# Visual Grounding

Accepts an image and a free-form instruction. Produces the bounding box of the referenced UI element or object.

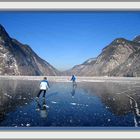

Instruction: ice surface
[0,80,139,127]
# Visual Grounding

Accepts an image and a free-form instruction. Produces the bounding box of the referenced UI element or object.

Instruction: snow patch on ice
[108,119,111,122]
[70,102,89,107]
[4,93,12,99]
[26,123,30,127]
[51,101,58,104]
[71,103,77,106]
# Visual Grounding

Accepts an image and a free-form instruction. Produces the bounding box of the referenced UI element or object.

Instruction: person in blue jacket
[36,77,50,99]
[71,75,77,86]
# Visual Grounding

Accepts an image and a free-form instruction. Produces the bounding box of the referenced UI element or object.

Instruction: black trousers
[37,90,46,97]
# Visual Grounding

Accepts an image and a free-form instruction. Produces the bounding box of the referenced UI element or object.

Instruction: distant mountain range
[67,37,140,77]
[0,24,59,76]
[0,24,140,77]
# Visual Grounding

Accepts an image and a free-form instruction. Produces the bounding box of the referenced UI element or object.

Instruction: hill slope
[68,37,140,77]
[0,24,59,76]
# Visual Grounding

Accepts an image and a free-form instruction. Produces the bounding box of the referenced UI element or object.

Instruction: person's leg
[37,90,42,97]
[43,90,46,98]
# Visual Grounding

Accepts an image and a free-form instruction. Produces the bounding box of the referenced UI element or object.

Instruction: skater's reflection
[71,83,77,98]
[36,98,48,118]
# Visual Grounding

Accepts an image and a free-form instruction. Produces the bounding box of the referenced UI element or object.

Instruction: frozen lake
[0,79,140,128]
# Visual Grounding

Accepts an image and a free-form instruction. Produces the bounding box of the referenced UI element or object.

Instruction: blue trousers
[37,90,46,97]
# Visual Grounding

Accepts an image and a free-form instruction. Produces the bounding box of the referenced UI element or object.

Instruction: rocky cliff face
[65,58,96,76]
[69,37,140,77]
[1,24,140,77]
[0,24,59,76]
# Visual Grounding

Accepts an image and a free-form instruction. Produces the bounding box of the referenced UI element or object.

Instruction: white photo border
[0,2,140,139]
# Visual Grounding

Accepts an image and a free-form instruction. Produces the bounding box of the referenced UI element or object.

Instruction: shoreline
[0,76,140,83]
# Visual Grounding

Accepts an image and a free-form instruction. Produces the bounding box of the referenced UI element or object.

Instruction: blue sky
[0,11,140,70]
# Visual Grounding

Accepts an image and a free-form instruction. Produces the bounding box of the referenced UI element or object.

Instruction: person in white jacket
[36,77,50,98]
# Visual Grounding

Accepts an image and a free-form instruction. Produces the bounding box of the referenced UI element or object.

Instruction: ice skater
[36,77,50,99]
[71,75,77,87]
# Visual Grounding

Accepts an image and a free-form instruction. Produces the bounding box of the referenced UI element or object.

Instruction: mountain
[0,24,59,76]
[133,35,140,43]
[68,37,140,77]
[2,23,140,77]
[65,58,96,76]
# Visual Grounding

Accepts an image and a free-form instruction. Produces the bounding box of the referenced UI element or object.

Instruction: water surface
[0,80,140,127]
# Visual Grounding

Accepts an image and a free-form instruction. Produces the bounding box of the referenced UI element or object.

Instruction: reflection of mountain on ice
[81,82,140,127]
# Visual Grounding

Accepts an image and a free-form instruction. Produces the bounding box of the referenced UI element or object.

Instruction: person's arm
[46,81,50,88]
